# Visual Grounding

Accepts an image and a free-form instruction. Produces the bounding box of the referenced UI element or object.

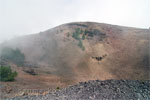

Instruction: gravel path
[6,80,150,100]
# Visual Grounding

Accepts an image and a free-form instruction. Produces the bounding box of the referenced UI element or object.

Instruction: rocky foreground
[6,80,150,100]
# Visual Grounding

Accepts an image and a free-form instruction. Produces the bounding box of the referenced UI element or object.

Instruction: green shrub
[72,28,83,40]
[56,87,60,90]
[72,32,80,40]
[72,32,79,40]
[84,30,88,35]
[84,29,99,37]
[75,28,82,34]
[0,66,18,81]
[78,40,85,51]
[82,34,85,40]
[0,47,25,66]
[72,28,85,50]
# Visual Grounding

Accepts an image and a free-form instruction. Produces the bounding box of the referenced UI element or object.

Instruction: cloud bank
[0,0,149,42]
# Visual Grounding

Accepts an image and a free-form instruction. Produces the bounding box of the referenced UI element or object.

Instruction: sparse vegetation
[0,47,25,66]
[0,66,17,81]
[23,69,37,75]
[72,28,81,40]
[56,87,60,90]
[82,34,85,40]
[84,30,88,35]
[84,29,95,37]
[72,28,85,50]
[78,40,85,51]
[84,29,105,37]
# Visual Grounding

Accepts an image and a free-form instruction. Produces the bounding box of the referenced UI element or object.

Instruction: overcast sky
[0,0,150,43]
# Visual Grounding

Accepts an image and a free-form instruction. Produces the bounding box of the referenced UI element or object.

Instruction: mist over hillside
[0,22,149,81]
[0,22,150,99]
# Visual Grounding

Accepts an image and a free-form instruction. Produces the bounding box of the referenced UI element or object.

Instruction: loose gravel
[6,80,150,100]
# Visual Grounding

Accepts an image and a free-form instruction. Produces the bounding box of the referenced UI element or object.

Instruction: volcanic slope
[0,22,150,83]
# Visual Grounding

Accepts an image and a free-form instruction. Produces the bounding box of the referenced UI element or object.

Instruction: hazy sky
[0,0,150,43]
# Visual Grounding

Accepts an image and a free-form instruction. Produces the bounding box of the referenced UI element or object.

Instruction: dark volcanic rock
[6,80,150,100]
